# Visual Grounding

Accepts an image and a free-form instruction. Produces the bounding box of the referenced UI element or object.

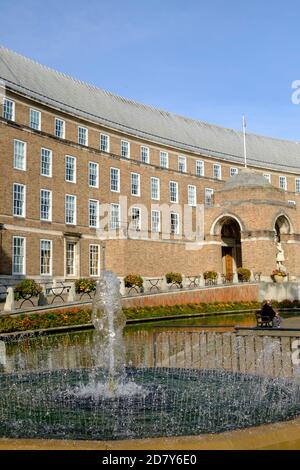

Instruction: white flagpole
[242,115,247,168]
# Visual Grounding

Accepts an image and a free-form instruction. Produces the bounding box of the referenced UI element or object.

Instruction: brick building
[0,46,299,284]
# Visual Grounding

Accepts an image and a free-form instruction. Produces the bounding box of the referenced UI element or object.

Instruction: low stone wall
[258,282,300,302]
[122,283,259,309]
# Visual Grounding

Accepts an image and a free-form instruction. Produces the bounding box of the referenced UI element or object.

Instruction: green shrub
[14,279,42,301]
[237,268,251,282]
[124,274,144,288]
[165,272,183,286]
[75,278,97,294]
[203,271,218,280]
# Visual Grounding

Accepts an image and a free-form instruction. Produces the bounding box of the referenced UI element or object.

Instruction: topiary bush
[165,272,183,286]
[124,274,144,289]
[237,268,251,282]
[203,271,218,280]
[75,278,97,294]
[14,279,42,301]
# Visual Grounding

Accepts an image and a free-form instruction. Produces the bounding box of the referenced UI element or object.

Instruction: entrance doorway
[222,246,234,278]
[220,218,242,279]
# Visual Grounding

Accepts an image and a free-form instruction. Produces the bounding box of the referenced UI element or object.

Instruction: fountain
[0,271,300,442]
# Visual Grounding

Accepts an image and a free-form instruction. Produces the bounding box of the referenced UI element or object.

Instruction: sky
[1,0,300,141]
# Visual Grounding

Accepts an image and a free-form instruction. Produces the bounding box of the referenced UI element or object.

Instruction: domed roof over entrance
[220,168,273,191]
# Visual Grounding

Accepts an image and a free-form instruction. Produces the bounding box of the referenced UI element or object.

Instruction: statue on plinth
[275,236,288,274]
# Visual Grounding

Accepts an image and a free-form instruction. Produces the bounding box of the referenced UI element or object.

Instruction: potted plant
[124,274,144,292]
[75,278,97,294]
[271,269,288,283]
[237,268,251,282]
[165,272,183,288]
[14,279,42,301]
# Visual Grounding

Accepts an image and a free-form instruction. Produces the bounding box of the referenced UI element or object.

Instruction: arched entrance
[220,218,242,279]
[274,214,291,242]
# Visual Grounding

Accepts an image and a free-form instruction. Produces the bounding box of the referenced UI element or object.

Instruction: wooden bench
[255,311,273,328]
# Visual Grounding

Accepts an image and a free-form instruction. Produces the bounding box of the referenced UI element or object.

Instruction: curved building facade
[0,46,299,283]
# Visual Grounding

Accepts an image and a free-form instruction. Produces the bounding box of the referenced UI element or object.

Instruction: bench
[255,311,273,328]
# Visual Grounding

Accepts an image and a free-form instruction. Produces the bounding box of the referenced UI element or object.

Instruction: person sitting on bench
[261,300,282,328]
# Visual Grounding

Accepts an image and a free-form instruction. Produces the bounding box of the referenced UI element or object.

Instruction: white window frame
[188,185,196,206]
[29,108,41,131]
[89,244,100,277]
[88,162,99,188]
[121,140,130,158]
[13,140,26,171]
[40,189,52,222]
[89,199,100,228]
[151,177,160,200]
[110,167,120,193]
[12,236,26,275]
[141,146,150,164]
[279,175,287,191]
[263,173,271,183]
[205,188,214,206]
[110,203,121,229]
[230,167,238,177]
[40,239,52,276]
[151,210,161,233]
[78,126,88,146]
[160,151,169,168]
[196,160,204,177]
[66,241,76,277]
[213,164,222,180]
[65,155,76,183]
[40,148,52,177]
[3,98,15,121]
[131,172,141,197]
[100,133,110,152]
[170,212,180,235]
[55,118,65,139]
[169,181,179,203]
[178,156,187,173]
[65,194,77,225]
[131,207,141,231]
[295,178,300,193]
[13,183,26,217]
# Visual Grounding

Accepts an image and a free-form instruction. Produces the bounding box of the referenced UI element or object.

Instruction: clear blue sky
[1,0,300,141]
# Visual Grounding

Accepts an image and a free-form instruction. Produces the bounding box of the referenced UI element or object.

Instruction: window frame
[29,108,41,131]
[65,194,77,225]
[121,140,130,158]
[89,199,100,228]
[131,172,141,197]
[89,244,100,277]
[110,167,120,193]
[13,183,26,218]
[196,160,204,177]
[151,177,160,200]
[141,146,150,164]
[55,118,65,139]
[3,98,15,121]
[13,139,27,171]
[12,236,26,275]
[40,239,52,276]
[160,151,169,168]
[88,161,99,188]
[151,209,161,233]
[40,189,52,222]
[100,133,110,152]
[169,181,179,203]
[188,184,197,206]
[78,126,88,146]
[65,155,77,183]
[178,156,187,173]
